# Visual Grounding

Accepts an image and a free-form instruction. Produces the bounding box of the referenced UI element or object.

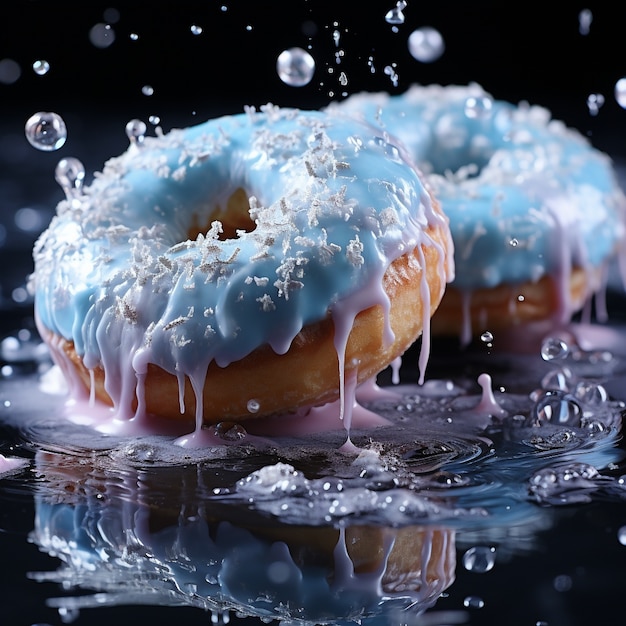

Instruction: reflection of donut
[32,450,456,623]
[31,105,453,430]
[329,84,626,343]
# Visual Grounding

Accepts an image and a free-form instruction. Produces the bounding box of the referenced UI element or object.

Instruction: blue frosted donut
[31,104,453,431]
[329,84,626,342]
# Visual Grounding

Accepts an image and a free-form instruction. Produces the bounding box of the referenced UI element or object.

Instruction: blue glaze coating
[329,84,626,290]
[31,105,447,403]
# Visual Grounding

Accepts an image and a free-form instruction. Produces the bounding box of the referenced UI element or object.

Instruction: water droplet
[55,157,85,199]
[464,95,493,119]
[618,525,626,546]
[579,9,593,35]
[615,78,626,109]
[125,119,147,145]
[142,85,154,96]
[540,367,574,392]
[383,64,398,87]
[214,421,247,441]
[32,59,50,75]
[540,336,569,361]
[533,391,582,427]
[247,399,260,413]
[385,1,407,25]
[89,23,115,49]
[276,47,315,87]
[463,595,485,608]
[480,331,494,343]
[408,27,445,63]
[190,24,203,35]
[509,237,519,247]
[130,32,139,41]
[25,111,67,151]
[573,381,608,406]
[587,93,605,116]
[462,546,496,573]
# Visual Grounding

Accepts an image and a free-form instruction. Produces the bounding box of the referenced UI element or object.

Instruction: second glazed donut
[329,84,626,343]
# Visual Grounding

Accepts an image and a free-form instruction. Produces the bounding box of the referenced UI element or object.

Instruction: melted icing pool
[1,323,626,625]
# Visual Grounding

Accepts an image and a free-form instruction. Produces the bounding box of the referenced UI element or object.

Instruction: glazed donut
[31,104,453,430]
[328,84,626,343]
[33,450,457,622]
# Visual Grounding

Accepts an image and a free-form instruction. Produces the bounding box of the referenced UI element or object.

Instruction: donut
[32,450,457,622]
[30,104,453,430]
[327,83,626,344]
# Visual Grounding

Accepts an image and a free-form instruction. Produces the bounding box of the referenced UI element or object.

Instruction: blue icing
[32,105,442,384]
[329,83,626,291]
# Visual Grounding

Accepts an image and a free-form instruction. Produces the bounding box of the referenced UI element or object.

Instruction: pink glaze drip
[475,373,506,418]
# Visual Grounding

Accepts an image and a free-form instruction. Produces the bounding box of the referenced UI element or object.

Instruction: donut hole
[187,187,256,241]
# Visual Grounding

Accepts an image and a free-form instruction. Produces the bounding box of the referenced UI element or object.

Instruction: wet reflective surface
[2,315,626,625]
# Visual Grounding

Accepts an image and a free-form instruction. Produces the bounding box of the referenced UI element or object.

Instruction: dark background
[1,1,626,320]
[1,2,626,626]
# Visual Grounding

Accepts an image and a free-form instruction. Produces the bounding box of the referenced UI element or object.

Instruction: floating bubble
[385,1,407,25]
[462,546,496,573]
[190,24,203,35]
[276,47,315,87]
[25,112,67,151]
[32,60,50,76]
[0,58,21,84]
[89,23,115,49]
[408,27,444,63]
[125,119,147,145]
[55,157,85,198]
[614,78,626,109]
[480,331,494,343]
[14,207,45,232]
[141,85,154,96]
[618,525,626,546]
[464,95,493,119]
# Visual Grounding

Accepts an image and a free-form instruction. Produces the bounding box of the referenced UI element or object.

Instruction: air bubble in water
[25,112,67,151]
[540,336,569,361]
[615,78,626,109]
[618,525,626,546]
[125,119,147,145]
[55,157,85,199]
[464,96,493,119]
[190,24,203,35]
[462,546,496,573]
[276,47,315,87]
[408,27,444,63]
[385,1,407,25]
[142,85,154,96]
[32,59,50,75]
[463,596,485,608]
